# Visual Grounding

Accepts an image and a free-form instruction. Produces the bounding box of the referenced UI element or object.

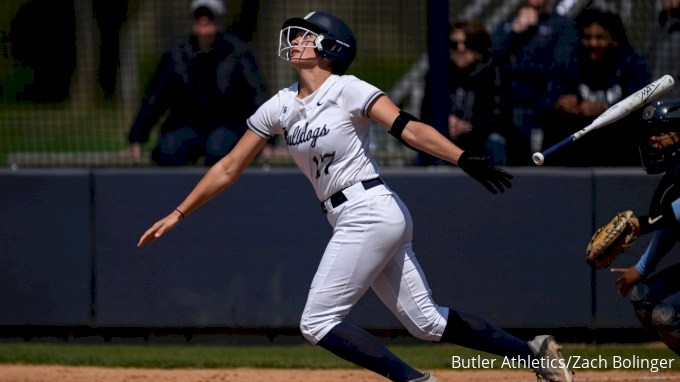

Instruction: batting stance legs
[300,184,448,345]
[630,264,680,355]
[300,185,538,381]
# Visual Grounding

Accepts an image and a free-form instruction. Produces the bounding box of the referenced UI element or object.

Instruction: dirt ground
[1,365,679,382]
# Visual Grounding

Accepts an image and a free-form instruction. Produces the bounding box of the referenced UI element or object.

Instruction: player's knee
[651,303,680,352]
[402,311,448,341]
[299,314,335,345]
[630,283,656,331]
[405,327,432,341]
[652,303,678,329]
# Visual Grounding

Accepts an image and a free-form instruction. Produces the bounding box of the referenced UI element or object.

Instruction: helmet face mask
[638,99,680,174]
[278,12,357,75]
[278,27,322,61]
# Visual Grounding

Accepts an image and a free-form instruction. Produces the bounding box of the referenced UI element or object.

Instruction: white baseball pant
[300,182,449,344]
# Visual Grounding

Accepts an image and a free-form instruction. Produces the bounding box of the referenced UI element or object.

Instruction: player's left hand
[137,211,183,247]
[611,266,643,297]
[457,151,513,194]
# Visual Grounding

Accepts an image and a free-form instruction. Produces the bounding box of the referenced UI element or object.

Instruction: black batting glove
[457,151,513,194]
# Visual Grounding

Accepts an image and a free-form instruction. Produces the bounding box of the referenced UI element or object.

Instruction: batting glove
[457,152,513,194]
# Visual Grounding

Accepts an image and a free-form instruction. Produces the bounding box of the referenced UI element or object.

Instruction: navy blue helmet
[278,12,357,75]
[638,98,680,174]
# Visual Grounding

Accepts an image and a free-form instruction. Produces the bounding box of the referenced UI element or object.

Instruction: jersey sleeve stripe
[247,118,275,138]
[361,90,385,117]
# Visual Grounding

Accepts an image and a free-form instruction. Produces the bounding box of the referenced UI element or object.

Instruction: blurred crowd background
[0,0,677,168]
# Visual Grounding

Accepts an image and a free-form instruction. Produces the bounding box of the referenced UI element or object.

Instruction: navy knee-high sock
[318,322,424,382]
[440,309,533,358]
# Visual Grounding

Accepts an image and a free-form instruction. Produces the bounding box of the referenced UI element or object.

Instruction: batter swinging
[137,11,573,382]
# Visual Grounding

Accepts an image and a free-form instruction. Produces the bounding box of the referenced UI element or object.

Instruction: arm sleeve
[635,228,676,276]
[128,51,174,144]
[638,195,680,234]
[339,79,385,121]
[246,94,282,139]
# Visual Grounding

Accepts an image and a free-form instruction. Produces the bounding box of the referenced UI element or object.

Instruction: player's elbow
[213,155,244,187]
[400,122,424,149]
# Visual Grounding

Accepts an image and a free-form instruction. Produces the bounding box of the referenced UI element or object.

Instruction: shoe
[409,371,438,382]
[527,335,574,382]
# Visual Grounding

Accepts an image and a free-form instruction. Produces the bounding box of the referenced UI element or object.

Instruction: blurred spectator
[122,0,270,166]
[647,0,680,100]
[419,21,506,165]
[542,8,650,167]
[491,0,579,165]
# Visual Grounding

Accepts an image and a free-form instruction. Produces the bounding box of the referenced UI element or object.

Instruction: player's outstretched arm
[367,95,512,194]
[137,130,268,247]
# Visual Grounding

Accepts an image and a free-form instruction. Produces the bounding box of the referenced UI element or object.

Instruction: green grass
[0,342,679,370]
[0,104,159,166]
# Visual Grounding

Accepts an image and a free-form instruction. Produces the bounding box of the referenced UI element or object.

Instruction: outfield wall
[1,168,678,329]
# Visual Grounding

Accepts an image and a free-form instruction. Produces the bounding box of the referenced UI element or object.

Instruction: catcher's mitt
[586,211,639,269]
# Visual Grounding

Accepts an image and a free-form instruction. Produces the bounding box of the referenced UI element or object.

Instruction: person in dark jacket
[418,21,507,165]
[648,0,680,100]
[125,0,270,166]
[491,0,579,165]
[542,8,650,167]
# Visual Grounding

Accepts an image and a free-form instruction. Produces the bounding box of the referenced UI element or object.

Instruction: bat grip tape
[542,136,575,157]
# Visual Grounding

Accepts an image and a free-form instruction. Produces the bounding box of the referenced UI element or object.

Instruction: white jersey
[247,74,384,201]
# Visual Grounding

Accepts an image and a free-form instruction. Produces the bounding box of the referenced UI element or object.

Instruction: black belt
[321,178,384,214]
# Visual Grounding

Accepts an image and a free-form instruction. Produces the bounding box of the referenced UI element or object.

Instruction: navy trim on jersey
[361,91,384,117]
[247,118,275,138]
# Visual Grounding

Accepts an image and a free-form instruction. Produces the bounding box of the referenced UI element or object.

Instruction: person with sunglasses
[123,0,274,166]
[418,21,508,166]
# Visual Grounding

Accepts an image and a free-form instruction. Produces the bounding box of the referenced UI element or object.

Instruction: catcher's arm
[611,228,676,296]
[636,203,679,235]
[587,203,680,270]
[634,228,676,277]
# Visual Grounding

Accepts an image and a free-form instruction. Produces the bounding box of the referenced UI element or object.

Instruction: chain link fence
[0,0,669,168]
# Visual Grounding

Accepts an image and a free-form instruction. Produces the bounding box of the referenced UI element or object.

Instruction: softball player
[610,99,680,356]
[138,11,573,382]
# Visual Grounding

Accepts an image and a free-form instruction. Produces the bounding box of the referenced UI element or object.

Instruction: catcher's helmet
[638,98,680,174]
[278,12,356,75]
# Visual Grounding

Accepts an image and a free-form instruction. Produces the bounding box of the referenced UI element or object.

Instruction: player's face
[288,30,319,61]
[581,22,617,62]
[648,131,680,151]
[449,30,477,69]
